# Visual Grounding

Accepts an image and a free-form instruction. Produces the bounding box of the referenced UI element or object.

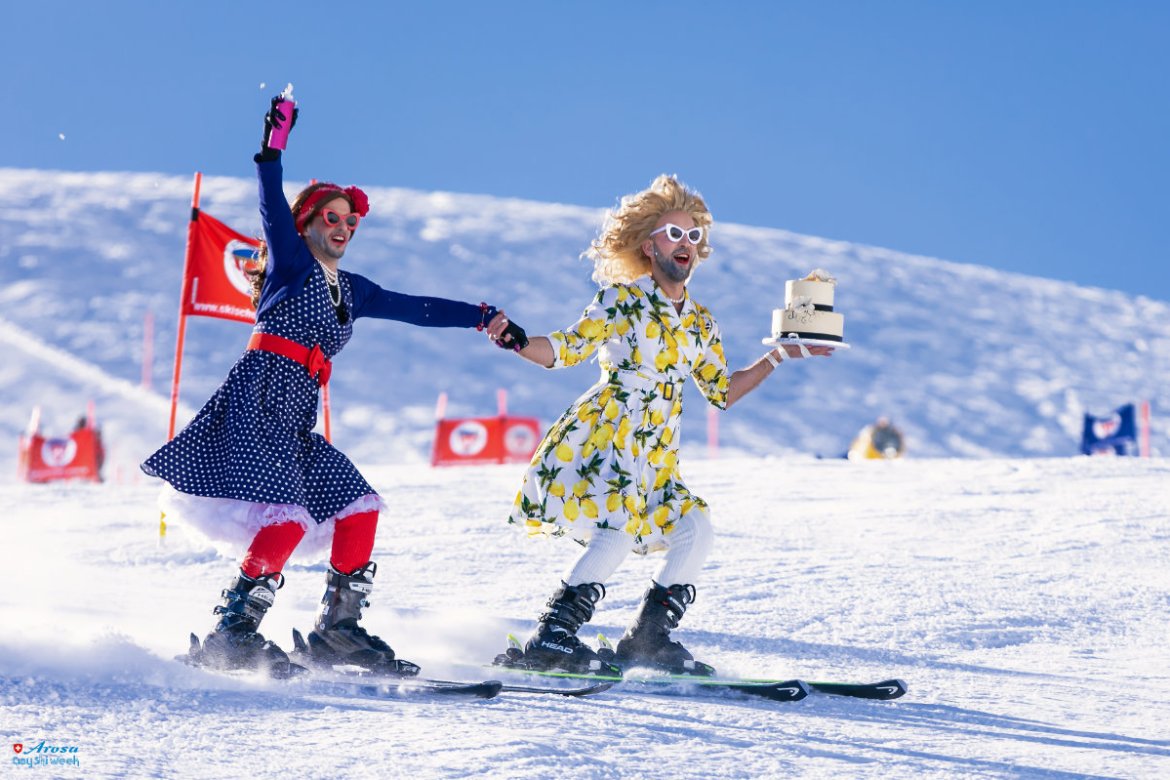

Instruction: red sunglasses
[321,208,360,229]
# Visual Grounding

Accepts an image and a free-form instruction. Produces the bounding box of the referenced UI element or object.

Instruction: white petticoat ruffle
[158,486,385,561]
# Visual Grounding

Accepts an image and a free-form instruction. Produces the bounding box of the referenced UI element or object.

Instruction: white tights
[563,507,714,588]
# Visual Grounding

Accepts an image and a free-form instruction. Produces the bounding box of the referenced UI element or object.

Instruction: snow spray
[267,83,296,151]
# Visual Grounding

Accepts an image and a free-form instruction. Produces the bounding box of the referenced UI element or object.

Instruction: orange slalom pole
[167,172,202,441]
[162,172,202,542]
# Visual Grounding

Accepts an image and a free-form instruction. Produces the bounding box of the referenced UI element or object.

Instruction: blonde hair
[585,174,713,286]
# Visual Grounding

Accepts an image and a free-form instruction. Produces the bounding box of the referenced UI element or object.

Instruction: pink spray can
[267,83,296,151]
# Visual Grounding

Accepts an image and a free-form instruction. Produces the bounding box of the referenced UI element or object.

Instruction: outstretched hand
[484,311,529,352]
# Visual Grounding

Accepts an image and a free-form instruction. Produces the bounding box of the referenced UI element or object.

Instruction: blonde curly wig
[585,174,713,286]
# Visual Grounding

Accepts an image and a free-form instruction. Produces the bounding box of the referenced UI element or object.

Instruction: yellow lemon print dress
[509,276,730,553]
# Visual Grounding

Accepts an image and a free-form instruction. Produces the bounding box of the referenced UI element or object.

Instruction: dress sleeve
[349,273,488,327]
[257,159,313,285]
[547,286,619,368]
[689,306,730,409]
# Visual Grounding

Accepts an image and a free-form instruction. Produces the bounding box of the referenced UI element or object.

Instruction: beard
[652,244,691,284]
[306,227,348,260]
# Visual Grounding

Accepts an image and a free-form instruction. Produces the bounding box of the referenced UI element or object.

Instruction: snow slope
[0,166,1166,481]
[3,457,1168,778]
[2,166,1168,777]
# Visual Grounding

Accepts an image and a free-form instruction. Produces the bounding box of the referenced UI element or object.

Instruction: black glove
[497,320,529,352]
[257,95,299,161]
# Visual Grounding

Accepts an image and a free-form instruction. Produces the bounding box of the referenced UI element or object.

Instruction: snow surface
[3,457,1169,778]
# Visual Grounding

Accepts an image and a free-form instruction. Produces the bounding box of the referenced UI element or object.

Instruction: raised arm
[254,96,312,292]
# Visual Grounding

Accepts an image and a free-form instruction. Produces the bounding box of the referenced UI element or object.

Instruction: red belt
[247,333,332,387]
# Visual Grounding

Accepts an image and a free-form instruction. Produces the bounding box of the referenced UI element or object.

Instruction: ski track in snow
[3,457,1169,778]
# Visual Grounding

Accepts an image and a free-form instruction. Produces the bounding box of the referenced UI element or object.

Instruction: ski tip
[291,628,308,652]
[724,678,809,701]
[807,678,909,700]
[777,679,811,701]
[596,632,614,651]
[880,679,909,698]
[505,633,523,651]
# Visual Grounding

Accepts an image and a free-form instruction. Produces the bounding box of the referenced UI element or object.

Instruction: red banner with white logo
[431,416,542,466]
[18,427,103,483]
[181,210,259,324]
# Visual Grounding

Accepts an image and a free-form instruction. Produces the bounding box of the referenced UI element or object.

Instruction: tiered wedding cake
[770,269,844,342]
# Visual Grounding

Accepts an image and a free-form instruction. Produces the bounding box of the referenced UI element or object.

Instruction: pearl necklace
[319,261,341,306]
[665,289,686,305]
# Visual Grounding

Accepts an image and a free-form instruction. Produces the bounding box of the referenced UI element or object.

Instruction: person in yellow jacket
[493,175,834,676]
[848,416,907,460]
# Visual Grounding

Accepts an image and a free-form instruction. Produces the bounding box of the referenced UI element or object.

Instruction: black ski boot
[304,562,420,677]
[613,582,714,675]
[495,582,621,676]
[196,570,298,677]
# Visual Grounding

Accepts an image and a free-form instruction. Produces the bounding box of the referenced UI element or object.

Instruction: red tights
[240,510,379,578]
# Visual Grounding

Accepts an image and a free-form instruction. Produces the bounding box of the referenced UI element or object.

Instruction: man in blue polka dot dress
[143,94,528,677]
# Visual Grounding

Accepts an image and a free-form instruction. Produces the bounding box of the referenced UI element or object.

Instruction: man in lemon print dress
[496,175,834,676]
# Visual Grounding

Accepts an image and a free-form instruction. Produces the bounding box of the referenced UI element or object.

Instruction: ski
[594,634,905,701]
[355,666,613,697]
[298,675,502,700]
[496,680,615,697]
[638,675,810,702]
[807,679,908,700]
[178,633,502,699]
[490,635,904,703]
[490,663,808,702]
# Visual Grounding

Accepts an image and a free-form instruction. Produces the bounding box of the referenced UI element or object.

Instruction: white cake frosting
[770,270,845,341]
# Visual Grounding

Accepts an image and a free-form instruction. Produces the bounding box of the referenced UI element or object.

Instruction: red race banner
[431,416,542,466]
[181,210,259,324]
[18,426,104,483]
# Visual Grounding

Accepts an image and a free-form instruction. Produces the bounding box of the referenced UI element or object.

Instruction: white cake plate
[762,335,851,350]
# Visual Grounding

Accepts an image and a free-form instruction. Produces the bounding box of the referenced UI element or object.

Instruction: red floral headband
[295,183,370,233]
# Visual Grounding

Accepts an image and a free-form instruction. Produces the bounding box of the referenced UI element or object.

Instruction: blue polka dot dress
[142,158,493,550]
[143,265,368,525]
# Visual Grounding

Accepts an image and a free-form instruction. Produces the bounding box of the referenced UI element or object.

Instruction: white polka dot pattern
[142,266,375,525]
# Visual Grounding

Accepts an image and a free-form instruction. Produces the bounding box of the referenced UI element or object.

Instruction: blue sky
[4,1,1167,301]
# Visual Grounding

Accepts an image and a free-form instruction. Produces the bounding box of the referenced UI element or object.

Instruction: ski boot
[190,569,300,678]
[610,582,714,676]
[300,562,420,677]
[494,582,621,677]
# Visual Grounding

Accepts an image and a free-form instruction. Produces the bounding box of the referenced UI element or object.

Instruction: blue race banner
[1081,403,1138,456]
